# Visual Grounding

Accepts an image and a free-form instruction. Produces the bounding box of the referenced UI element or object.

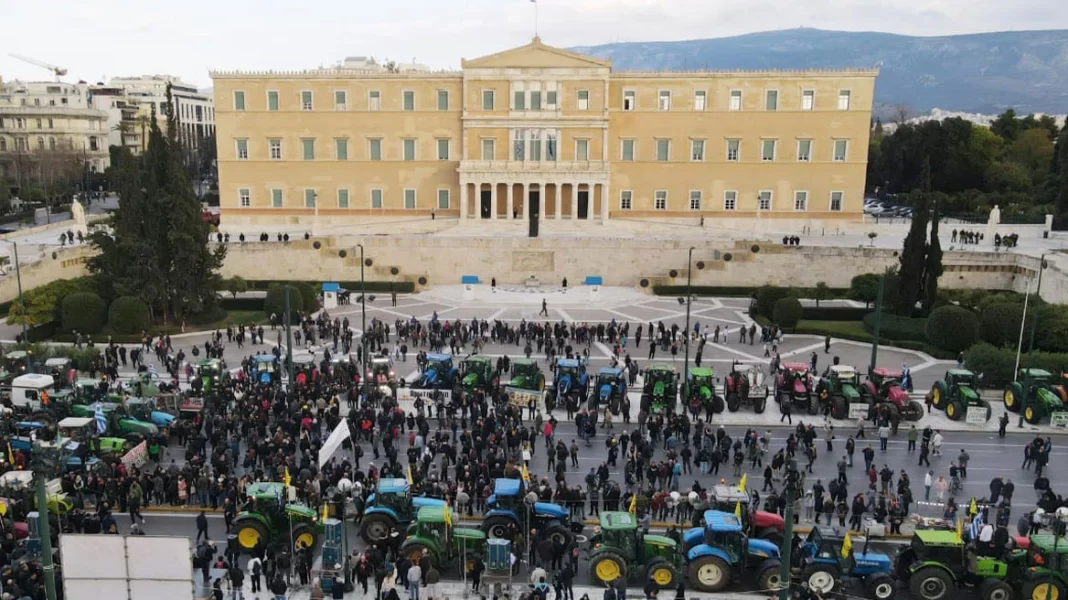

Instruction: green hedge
[241,280,415,294]
[801,306,872,321]
[926,305,980,353]
[773,297,804,328]
[863,313,928,342]
[60,292,106,334]
[219,297,265,311]
[652,284,850,299]
[108,296,151,334]
[979,303,1025,349]
[964,343,1068,388]
[265,285,304,319]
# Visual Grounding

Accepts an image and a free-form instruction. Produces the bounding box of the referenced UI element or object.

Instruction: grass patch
[51,309,268,343]
[794,320,873,342]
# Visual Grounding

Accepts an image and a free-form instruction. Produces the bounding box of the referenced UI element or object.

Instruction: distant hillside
[572,28,1068,115]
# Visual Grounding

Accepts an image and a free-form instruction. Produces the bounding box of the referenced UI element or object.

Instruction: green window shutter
[437,189,449,209]
[271,189,283,207]
[267,91,278,111]
[336,139,348,160]
[234,91,245,111]
[338,189,349,208]
[302,139,314,160]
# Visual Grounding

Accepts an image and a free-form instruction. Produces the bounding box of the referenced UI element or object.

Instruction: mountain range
[571,28,1068,116]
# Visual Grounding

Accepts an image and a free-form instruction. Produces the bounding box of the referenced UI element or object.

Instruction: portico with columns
[458,170,610,222]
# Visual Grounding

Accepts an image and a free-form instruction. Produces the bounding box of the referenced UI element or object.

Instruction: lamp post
[284,287,294,396]
[6,241,29,345]
[357,244,368,401]
[867,272,886,374]
[31,442,60,600]
[778,459,801,600]
[680,246,696,410]
[1019,253,1048,427]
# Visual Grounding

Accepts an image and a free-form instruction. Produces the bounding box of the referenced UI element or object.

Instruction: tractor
[1014,533,1068,600]
[399,505,487,573]
[930,369,991,422]
[232,482,321,554]
[588,511,683,587]
[862,368,924,422]
[723,364,769,414]
[595,367,627,414]
[552,358,588,409]
[69,402,158,439]
[1004,369,1068,424]
[816,365,863,419]
[460,355,499,392]
[292,354,316,384]
[797,526,895,600]
[482,478,583,547]
[640,364,678,415]
[708,485,785,546]
[368,356,398,398]
[196,359,229,394]
[251,354,279,385]
[893,529,1023,600]
[683,509,783,592]
[507,359,545,393]
[687,368,724,415]
[359,478,446,543]
[775,363,813,410]
[413,353,457,390]
[1,351,33,385]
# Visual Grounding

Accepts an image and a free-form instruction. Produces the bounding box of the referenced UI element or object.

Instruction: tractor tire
[590,551,628,586]
[712,395,725,414]
[908,566,953,600]
[894,548,916,581]
[776,390,789,405]
[483,515,514,540]
[233,519,269,553]
[1022,576,1066,600]
[832,397,847,420]
[644,557,678,589]
[755,559,783,592]
[982,399,993,422]
[726,393,741,412]
[946,400,964,421]
[904,401,925,421]
[687,554,731,592]
[401,541,433,566]
[1025,404,1044,424]
[754,395,767,414]
[808,397,820,415]
[866,574,896,600]
[802,563,840,595]
[980,578,1013,600]
[931,382,948,409]
[545,522,574,549]
[360,513,397,544]
[1004,385,1023,413]
[292,523,318,550]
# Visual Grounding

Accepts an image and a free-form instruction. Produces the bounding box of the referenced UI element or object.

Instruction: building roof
[462,37,611,70]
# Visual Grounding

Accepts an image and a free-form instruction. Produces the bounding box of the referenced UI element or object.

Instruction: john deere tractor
[399,506,487,574]
[508,359,545,392]
[930,369,991,422]
[862,368,924,422]
[641,364,678,415]
[414,353,458,390]
[894,529,1023,600]
[460,355,499,392]
[687,368,725,415]
[69,402,158,438]
[588,511,683,587]
[360,478,447,543]
[197,359,229,394]
[232,482,322,554]
[1004,369,1068,424]
[595,367,627,414]
[683,510,783,593]
[816,365,862,419]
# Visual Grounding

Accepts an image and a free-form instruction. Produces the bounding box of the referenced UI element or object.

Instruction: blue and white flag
[94,403,107,434]
[969,509,984,541]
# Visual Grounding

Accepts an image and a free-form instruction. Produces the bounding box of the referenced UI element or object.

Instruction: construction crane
[8,53,68,81]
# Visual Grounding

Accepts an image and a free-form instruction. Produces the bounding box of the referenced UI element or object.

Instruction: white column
[571,182,578,220]
[490,182,497,220]
[554,182,562,220]
[506,182,514,220]
[521,182,528,220]
[460,181,468,219]
[602,180,610,222]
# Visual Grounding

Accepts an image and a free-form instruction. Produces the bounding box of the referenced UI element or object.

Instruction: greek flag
[969,510,984,541]
[148,363,158,376]
[94,403,107,434]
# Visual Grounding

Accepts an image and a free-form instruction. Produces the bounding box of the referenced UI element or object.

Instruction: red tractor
[775,362,817,414]
[860,367,924,421]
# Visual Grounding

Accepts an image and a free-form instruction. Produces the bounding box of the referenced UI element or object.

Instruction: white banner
[121,441,148,469]
[1050,412,1068,427]
[966,406,989,424]
[507,386,543,408]
[397,388,452,402]
[318,420,353,468]
[848,403,870,419]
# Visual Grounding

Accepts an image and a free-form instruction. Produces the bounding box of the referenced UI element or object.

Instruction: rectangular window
[269,139,282,160]
[656,139,670,161]
[729,90,742,111]
[482,90,495,111]
[794,191,808,211]
[530,130,542,161]
[726,139,740,162]
[546,130,557,161]
[271,189,283,208]
[437,89,449,111]
[403,90,415,111]
[437,189,450,209]
[301,90,313,111]
[655,191,667,211]
[761,139,776,162]
[575,139,589,161]
[338,188,350,208]
[797,139,812,162]
[437,139,450,161]
[621,139,635,161]
[305,189,317,208]
[834,139,848,161]
[234,91,245,111]
[694,90,707,111]
[369,139,382,161]
[546,91,557,109]
[369,90,381,111]
[724,191,737,211]
[689,191,702,211]
[658,90,671,111]
[830,191,843,212]
[623,90,635,111]
[513,129,525,160]
[235,139,248,160]
[514,89,526,111]
[530,91,542,111]
[404,189,416,209]
[577,90,589,111]
[802,89,815,111]
[620,190,632,210]
[371,188,383,209]
[403,139,416,161]
[481,138,495,160]
[691,140,705,161]
[336,138,348,160]
[765,90,778,111]
[48,118,53,129]
[335,90,347,110]
[838,90,851,110]
[239,188,250,207]
[758,191,772,211]
[302,138,314,160]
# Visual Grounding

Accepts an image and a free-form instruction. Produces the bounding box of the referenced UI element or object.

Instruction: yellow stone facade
[211,38,876,228]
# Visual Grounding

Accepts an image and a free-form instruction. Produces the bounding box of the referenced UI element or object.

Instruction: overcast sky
[1,0,1065,89]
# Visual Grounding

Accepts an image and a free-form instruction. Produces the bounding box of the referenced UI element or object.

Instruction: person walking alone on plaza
[540,299,548,317]
[924,470,933,501]
[958,449,970,478]
[196,510,209,543]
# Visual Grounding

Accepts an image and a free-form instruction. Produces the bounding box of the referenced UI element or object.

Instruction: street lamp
[2,241,30,345]
[355,244,369,401]
[1018,253,1048,427]
[679,246,696,409]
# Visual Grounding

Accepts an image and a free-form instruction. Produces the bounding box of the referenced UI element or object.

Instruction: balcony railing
[459,159,608,172]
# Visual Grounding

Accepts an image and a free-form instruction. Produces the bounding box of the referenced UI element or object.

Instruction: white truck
[1,373,57,412]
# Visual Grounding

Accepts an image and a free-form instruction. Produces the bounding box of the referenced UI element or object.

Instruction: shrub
[801,307,871,321]
[219,297,265,312]
[60,292,106,334]
[225,276,249,298]
[264,285,304,320]
[925,305,980,353]
[979,302,1026,349]
[292,281,320,313]
[849,272,900,309]
[756,286,795,319]
[108,296,151,334]
[863,313,928,342]
[772,297,804,329]
[1033,304,1068,354]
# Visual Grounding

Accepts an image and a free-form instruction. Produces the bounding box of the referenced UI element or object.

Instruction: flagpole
[533,0,538,37]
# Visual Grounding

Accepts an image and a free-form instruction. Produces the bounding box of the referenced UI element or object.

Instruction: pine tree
[923,193,944,314]
[897,159,932,315]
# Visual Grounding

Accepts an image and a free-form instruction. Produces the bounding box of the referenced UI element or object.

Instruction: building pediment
[462,37,611,70]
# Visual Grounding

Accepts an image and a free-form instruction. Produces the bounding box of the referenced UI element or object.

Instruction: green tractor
[460,355,499,392]
[232,482,322,554]
[1004,369,1068,424]
[399,505,487,573]
[507,359,545,392]
[588,511,683,588]
[69,402,158,438]
[687,368,725,415]
[641,364,678,415]
[930,369,991,422]
[816,365,863,419]
[1016,534,1068,600]
[1,351,33,384]
[197,359,229,394]
[894,529,1023,600]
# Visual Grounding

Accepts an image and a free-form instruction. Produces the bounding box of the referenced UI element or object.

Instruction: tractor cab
[945,369,979,397]
[197,359,228,393]
[1027,534,1068,571]
[642,364,678,414]
[43,358,73,388]
[403,505,486,566]
[460,355,497,391]
[830,365,860,388]
[684,509,779,563]
[801,526,857,571]
[291,354,316,383]
[252,354,278,384]
[369,357,395,385]
[709,485,784,544]
[869,368,903,394]
[509,359,545,392]
[3,351,33,381]
[688,368,716,396]
[124,398,176,429]
[414,353,456,389]
[234,481,321,552]
[553,358,588,399]
[589,511,681,585]
[780,362,811,387]
[596,367,626,402]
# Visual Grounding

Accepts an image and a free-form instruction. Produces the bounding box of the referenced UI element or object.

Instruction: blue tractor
[414,353,458,389]
[482,479,583,547]
[683,510,782,592]
[797,526,896,600]
[552,358,589,410]
[252,354,279,384]
[595,367,627,414]
[359,478,447,543]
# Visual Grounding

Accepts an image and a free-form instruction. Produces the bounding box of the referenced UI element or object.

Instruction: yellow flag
[444,505,453,527]
[738,473,748,493]
[841,531,853,559]
[407,464,414,485]
[322,503,329,523]
[628,493,637,514]
[283,467,291,489]
[956,517,963,543]
[970,498,978,516]
[734,501,742,519]
[521,464,531,484]
[6,443,12,464]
